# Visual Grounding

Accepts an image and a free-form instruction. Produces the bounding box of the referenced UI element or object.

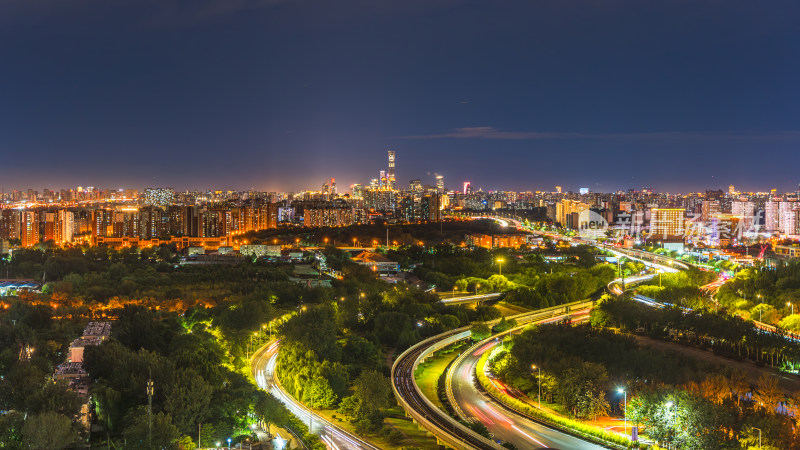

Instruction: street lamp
[475,283,480,295]
[497,257,505,276]
[789,302,795,316]
[617,388,627,438]
[452,286,458,298]
[753,427,762,449]
[531,365,541,408]
[227,437,231,449]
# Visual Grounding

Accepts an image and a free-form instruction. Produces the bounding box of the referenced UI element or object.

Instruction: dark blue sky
[2,0,799,193]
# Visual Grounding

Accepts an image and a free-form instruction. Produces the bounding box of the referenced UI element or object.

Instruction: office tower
[728,185,735,196]
[555,186,562,194]
[351,184,364,199]
[379,170,386,188]
[421,194,441,221]
[409,179,423,193]
[650,208,685,238]
[387,150,396,189]
[463,181,471,195]
[436,175,444,193]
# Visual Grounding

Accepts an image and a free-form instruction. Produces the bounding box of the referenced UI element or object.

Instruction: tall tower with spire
[387,150,396,190]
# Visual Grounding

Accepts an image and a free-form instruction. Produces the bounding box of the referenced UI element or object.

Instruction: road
[252,341,380,450]
[392,329,504,449]
[446,314,609,450]
[440,293,503,305]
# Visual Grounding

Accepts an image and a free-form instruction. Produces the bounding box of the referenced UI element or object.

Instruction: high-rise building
[701,200,719,222]
[779,202,799,234]
[421,194,441,221]
[463,181,471,195]
[0,210,21,240]
[555,186,562,194]
[57,210,74,244]
[20,210,40,247]
[409,179,423,193]
[351,184,364,199]
[765,201,781,232]
[387,150,396,189]
[731,201,755,224]
[556,200,590,228]
[650,208,685,238]
[435,175,444,193]
[728,185,735,196]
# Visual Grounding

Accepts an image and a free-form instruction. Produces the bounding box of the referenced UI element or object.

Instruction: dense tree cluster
[592,296,800,370]
[717,262,800,328]
[491,322,800,448]
[0,302,85,448]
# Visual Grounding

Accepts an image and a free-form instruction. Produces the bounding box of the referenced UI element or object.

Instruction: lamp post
[531,365,541,408]
[753,427,761,449]
[227,437,231,449]
[617,388,627,438]
[475,283,480,295]
[452,286,458,298]
[788,302,794,316]
[497,257,505,276]
[665,400,677,448]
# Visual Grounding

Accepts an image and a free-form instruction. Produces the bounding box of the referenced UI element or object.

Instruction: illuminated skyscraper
[436,175,444,193]
[387,150,396,189]
[728,184,735,195]
[463,181,471,195]
[650,208,685,238]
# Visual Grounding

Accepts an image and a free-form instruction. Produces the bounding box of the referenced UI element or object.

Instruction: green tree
[304,376,338,409]
[163,369,212,435]
[123,408,180,450]
[471,323,491,341]
[352,370,392,416]
[22,411,78,450]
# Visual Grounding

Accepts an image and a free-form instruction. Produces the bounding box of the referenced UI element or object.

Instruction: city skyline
[2,1,800,192]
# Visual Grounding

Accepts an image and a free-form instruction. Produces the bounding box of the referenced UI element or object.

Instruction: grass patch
[413,342,468,411]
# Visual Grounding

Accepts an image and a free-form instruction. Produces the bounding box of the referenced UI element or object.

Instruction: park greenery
[629,268,717,309]
[7,218,757,449]
[593,295,800,371]
[716,261,800,330]
[0,220,541,449]
[489,319,800,449]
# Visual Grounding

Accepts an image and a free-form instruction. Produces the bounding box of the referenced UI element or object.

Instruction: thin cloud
[398,127,800,141]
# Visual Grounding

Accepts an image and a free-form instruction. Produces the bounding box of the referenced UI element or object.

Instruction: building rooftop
[54,362,87,378]
[83,321,112,338]
[70,336,103,349]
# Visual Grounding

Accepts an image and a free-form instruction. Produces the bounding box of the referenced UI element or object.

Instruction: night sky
[2,0,799,193]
